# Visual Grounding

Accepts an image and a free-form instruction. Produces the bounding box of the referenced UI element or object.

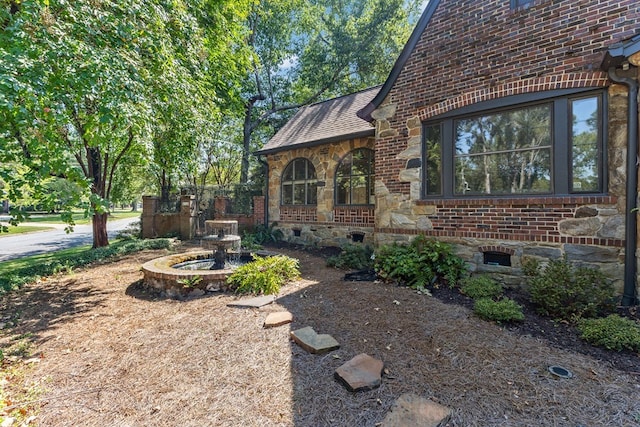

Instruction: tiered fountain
[141,220,251,299]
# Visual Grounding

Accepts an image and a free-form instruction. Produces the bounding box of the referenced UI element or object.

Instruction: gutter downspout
[257,155,269,226]
[608,67,639,306]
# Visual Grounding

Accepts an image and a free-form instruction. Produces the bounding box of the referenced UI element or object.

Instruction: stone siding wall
[372,0,639,292]
[265,137,375,246]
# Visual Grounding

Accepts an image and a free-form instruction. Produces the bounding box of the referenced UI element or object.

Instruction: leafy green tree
[0,0,251,247]
[239,0,421,183]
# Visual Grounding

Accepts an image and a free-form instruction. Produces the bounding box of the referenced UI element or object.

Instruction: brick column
[214,196,229,218]
[179,195,197,241]
[253,195,265,225]
[142,196,159,238]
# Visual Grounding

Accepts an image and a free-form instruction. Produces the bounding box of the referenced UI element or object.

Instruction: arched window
[281,158,317,205]
[335,148,375,205]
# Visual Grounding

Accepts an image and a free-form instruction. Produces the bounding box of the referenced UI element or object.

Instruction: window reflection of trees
[454,105,551,195]
[281,158,317,205]
[335,148,374,205]
[571,97,599,192]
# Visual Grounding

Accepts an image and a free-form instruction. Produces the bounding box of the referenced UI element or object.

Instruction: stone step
[381,393,451,427]
[334,353,384,392]
[263,311,293,328]
[290,326,340,354]
[227,295,276,308]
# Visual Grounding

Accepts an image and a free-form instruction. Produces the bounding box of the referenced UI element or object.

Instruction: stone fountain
[141,220,255,298]
[201,224,241,270]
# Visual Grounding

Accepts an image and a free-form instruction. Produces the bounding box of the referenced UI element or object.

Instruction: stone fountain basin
[141,250,277,299]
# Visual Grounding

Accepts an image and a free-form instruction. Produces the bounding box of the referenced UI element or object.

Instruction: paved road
[0,217,140,262]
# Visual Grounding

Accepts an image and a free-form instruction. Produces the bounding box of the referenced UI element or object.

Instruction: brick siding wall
[377,0,639,195]
[379,195,622,247]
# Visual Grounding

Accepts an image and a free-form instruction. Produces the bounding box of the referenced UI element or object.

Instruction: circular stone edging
[141,250,279,299]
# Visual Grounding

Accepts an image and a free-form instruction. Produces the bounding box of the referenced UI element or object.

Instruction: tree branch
[248,66,346,133]
[106,127,135,200]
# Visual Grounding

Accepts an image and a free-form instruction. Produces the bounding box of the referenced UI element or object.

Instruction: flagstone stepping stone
[227,295,276,308]
[263,311,293,328]
[334,353,384,392]
[381,393,451,427]
[290,326,340,354]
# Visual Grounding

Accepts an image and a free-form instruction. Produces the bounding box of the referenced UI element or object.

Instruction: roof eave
[601,33,640,70]
[255,129,375,156]
[356,0,442,122]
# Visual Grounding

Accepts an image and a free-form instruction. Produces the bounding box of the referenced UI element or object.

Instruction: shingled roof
[256,86,379,155]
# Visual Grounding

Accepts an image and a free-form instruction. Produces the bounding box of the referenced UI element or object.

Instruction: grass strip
[0,238,173,294]
[0,225,55,235]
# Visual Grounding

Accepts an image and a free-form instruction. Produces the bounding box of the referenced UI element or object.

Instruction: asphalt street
[0,216,140,262]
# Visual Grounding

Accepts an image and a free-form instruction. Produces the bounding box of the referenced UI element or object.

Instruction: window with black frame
[422,91,604,198]
[281,158,317,205]
[335,148,375,205]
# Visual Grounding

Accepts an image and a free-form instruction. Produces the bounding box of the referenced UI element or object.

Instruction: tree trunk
[241,108,253,184]
[92,211,109,248]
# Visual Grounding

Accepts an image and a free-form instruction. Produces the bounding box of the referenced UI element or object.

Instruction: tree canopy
[0,0,251,246]
[1,0,421,245]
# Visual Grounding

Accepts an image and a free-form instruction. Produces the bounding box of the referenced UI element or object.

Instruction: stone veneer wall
[370,0,639,294]
[265,137,375,247]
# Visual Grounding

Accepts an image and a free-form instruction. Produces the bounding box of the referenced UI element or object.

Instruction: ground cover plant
[578,314,640,352]
[0,244,639,426]
[459,275,503,300]
[473,297,525,323]
[458,275,524,323]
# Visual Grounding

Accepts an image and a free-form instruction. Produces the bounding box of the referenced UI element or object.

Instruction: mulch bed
[1,243,639,426]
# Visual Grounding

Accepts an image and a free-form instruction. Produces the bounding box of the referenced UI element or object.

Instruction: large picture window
[335,148,375,205]
[281,158,317,205]
[422,91,605,198]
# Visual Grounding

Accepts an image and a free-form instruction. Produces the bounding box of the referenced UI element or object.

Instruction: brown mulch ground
[1,243,639,426]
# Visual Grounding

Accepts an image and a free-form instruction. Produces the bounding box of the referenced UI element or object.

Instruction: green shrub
[527,258,615,320]
[474,298,524,323]
[114,219,142,240]
[375,242,432,288]
[521,257,540,277]
[460,275,503,300]
[374,236,466,289]
[326,244,374,270]
[227,255,300,295]
[240,233,263,251]
[578,315,640,352]
[246,224,284,245]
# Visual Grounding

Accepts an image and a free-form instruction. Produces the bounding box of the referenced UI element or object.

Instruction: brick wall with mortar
[372,0,640,292]
[265,137,375,246]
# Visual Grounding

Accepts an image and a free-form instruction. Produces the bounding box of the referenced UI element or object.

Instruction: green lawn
[1,209,141,236]
[16,209,141,225]
[0,245,90,277]
[0,224,55,235]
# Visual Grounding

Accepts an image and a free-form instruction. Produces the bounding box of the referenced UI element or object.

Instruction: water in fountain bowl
[171,253,249,271]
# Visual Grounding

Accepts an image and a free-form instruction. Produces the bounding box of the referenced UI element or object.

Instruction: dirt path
[1,247,639,426]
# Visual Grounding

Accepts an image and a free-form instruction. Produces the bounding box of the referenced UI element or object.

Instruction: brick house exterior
[259,0,640,302]
[257,87,378,247]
